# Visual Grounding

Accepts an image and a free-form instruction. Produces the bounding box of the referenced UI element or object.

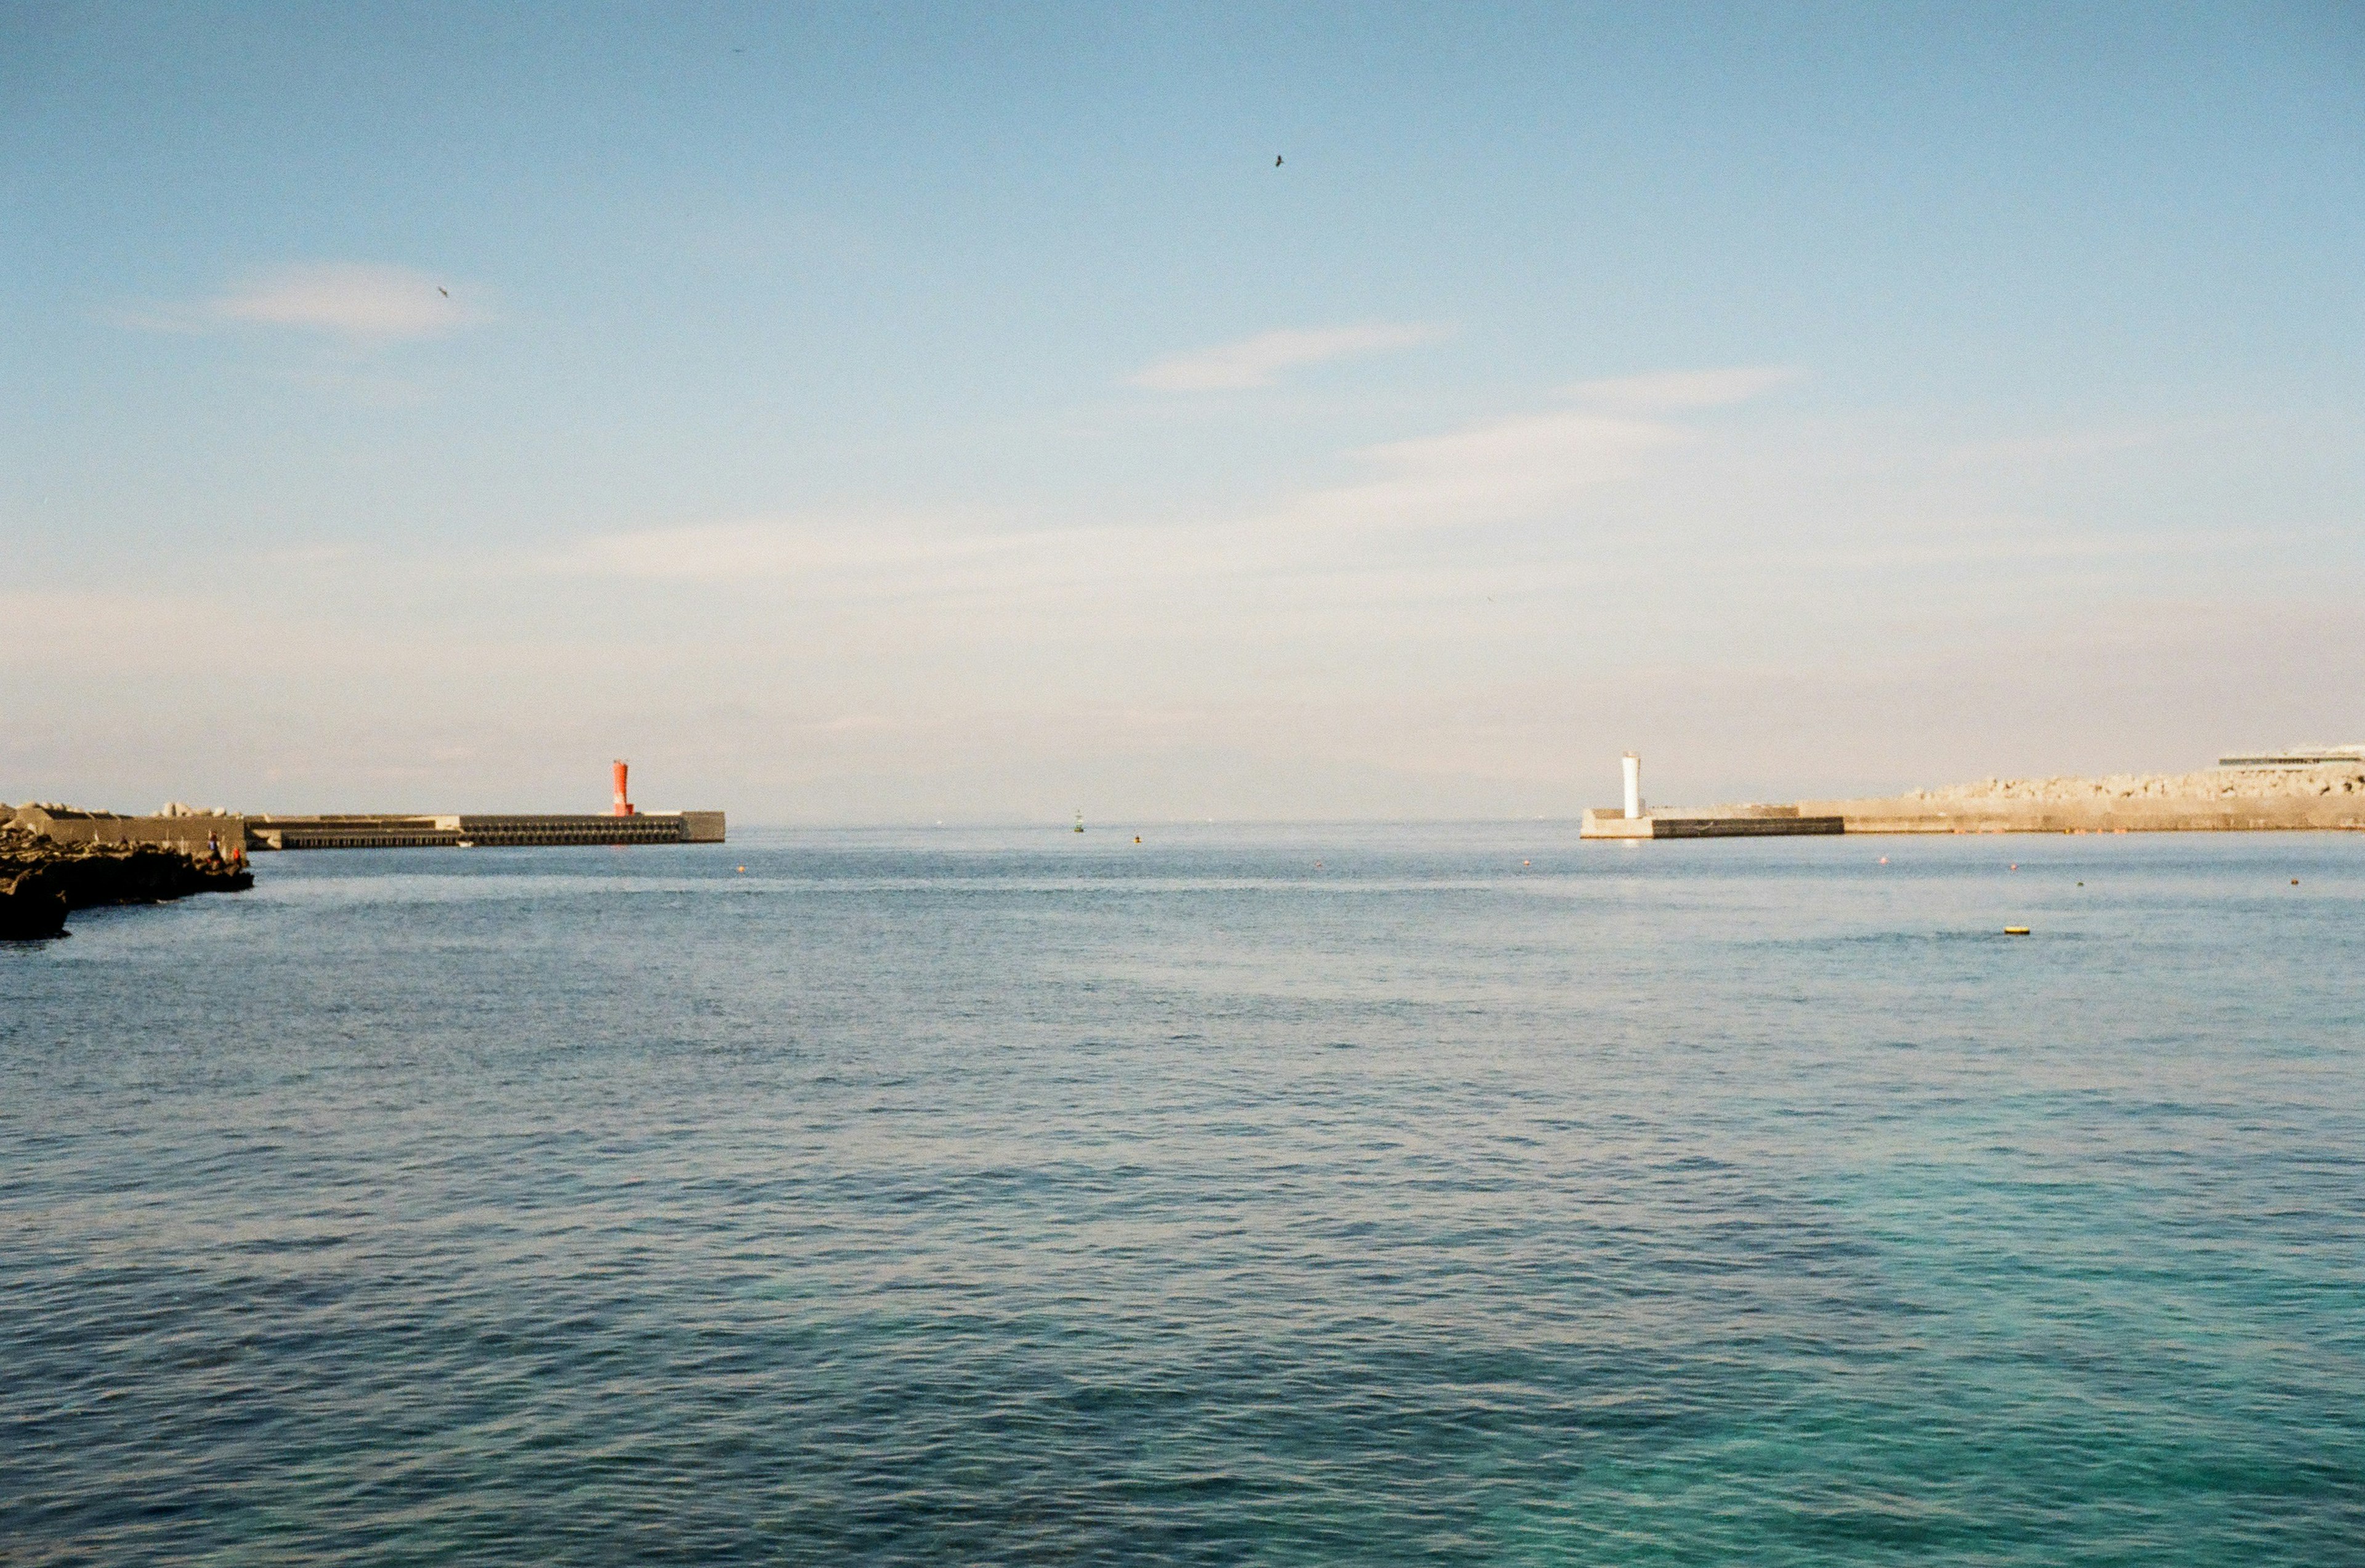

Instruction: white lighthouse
[1622,752,1644,820]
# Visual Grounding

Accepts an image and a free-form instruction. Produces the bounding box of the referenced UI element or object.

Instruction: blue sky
[4,2,2360,819]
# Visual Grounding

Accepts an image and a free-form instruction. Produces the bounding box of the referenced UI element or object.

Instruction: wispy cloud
[546,518,1034,584]
[1258,366,1797,535]
[112,262,486,344]
[552,363,1801,589]
[1128,322,1449,391]
[1283,408,1679,531]
[1562,365,1799,411]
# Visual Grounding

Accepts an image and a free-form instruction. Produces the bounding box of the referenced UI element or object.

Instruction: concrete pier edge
[6,806,727,852]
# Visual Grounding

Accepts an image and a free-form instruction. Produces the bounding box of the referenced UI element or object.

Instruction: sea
[3,825,2359,1564]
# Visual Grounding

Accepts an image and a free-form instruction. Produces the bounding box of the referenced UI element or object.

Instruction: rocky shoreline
[0,823,253,941]
[1798,761,2365,834]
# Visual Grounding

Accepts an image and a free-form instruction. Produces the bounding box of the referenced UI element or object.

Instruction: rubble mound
[1902,762,2365,806]
[0,822,253,940]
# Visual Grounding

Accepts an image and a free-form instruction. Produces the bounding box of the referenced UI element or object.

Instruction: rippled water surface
[4,825,2361,1564]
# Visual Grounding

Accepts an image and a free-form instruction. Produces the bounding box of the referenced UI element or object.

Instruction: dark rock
[0,878,69,940]
[0,828,252,940]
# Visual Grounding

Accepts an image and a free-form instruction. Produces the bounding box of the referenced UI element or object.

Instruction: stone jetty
[0,811,253,940]
[1801,760,2365,834]
[1582,756,2365,838]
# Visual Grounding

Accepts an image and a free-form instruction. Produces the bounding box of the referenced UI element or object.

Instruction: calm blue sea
[3,825,2360,1564]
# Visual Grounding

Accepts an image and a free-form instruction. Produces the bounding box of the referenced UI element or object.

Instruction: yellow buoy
[2004,926,2030,936]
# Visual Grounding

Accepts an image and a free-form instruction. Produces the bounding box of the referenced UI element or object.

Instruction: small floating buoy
[1522,859,1530,867]
[2291,878,2299,885]
[1878,855,1888,864]
[2010,863,2018,871]
[737,865,746,873]
[2004,926,2030,936]
[1134,835,1142,844]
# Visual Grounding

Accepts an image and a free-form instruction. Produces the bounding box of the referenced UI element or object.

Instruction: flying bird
[438,286,449,297]
[1274,155,1283,167]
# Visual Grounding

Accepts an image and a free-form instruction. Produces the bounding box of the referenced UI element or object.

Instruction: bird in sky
[438,286,449,297]
[1274,155,1284,167]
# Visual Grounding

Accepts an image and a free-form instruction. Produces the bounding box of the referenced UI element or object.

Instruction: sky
[2,1,2360,822]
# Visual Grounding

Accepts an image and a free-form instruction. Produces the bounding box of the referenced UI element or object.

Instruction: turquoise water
[3,826,2360,1564]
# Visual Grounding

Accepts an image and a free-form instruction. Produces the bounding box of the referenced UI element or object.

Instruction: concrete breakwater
[244,811,725,850]
[0,824,251,940]
[1581,805,1846,839]
[7,805,726,852]
[1582,761,2365,839]
[4,759,726,854]
[1802,761,2365,835]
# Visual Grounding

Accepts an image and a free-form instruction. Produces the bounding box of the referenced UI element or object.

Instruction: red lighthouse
[612,760,634,816]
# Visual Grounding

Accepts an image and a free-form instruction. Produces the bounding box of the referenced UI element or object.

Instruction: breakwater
[1803,760,2365,834]
[245,811,726,850]
[7,805,726,852]
[0,826,251,940]
[1582,806,1845,839]
[1585,761,2365,839]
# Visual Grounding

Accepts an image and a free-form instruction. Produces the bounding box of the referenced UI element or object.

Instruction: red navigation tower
[612,760,634,816]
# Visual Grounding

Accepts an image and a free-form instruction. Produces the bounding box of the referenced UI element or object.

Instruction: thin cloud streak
[1128,322,1449,390]
[551,364,1801,593]
[548,519,1035,583]
[1282,409,1679,532]
[1563,365,1800,411]
[111,262,486,343]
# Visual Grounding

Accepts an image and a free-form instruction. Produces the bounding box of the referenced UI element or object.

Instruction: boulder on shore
[0,826,253,940]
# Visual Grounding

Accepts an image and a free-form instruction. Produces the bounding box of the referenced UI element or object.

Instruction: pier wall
[1581,762,2365,840]
[7,807,248,852]
[1802,799,2365,834]
[10,805,727,853]
[1580,807,1844,839]
[246,812,726,850]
